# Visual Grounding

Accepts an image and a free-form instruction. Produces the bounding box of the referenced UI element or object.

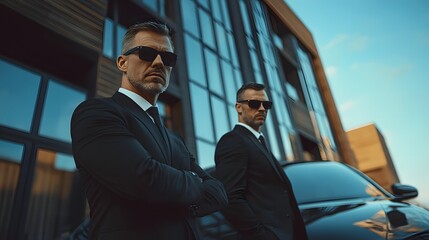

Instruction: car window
[284,162,387,204]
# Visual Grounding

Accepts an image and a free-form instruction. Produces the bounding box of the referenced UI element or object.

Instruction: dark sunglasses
[123,46,177,67]
[238,100,273,110]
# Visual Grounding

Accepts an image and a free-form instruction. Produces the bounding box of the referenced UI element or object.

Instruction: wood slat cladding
[263,0,317,57]
[1,0,107,52]
[96,56,121,97]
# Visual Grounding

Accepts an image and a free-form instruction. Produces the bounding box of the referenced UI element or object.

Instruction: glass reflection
[265,116,281,160]
[39,80,85,143]
[0,139,23,240]
[189,83,214,141]
[116,25,127,57]
[181,0,200,37]
[184,34,206,86]
[102,18,113,58]
[25,148,82,240]
[199,9,215,49]
[196,139,215,169]
[0,59,41,132]
[211,96,230,141]
[205,49,223,96]
[285,162,386,204]
[218,0,231,30]
[215,23,229,59]
[221,60,236,104]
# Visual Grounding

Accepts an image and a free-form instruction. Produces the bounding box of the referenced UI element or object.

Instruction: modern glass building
[0,0,354,239]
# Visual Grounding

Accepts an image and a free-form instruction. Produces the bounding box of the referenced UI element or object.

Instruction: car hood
[299,199,429,240]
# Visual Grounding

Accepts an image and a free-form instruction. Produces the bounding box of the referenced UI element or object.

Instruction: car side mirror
[391,183,418,201]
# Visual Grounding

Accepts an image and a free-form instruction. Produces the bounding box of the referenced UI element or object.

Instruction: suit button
[286,214,290,218]
[283,190,288,193]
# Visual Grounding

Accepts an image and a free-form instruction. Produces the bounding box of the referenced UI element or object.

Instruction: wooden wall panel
[1,0,107,52]
[263,0,317,56]
[96,56,121,97]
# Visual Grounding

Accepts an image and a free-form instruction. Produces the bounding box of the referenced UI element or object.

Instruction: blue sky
[285,0,429,207]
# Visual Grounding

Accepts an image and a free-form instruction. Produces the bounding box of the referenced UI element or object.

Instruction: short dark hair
[121,21,173,54]
[236,82,266,102]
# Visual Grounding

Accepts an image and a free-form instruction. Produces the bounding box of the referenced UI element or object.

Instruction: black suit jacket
[71,92,227,240]
[214,125,307,240]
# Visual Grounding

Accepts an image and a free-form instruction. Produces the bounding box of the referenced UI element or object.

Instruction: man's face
[118,31,173,103]
[236,89,270,132]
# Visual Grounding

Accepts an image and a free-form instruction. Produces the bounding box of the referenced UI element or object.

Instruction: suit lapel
[235,125,287,182]
[112,92,171,163]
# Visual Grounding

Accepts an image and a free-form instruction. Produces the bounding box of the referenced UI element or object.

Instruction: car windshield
[284,162,387,204]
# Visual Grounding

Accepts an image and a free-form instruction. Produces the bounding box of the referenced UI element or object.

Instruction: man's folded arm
[189,161,228,217]
[71,101,204,205]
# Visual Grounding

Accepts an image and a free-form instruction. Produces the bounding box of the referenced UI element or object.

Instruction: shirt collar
[236,122,263,139]
[118,88,155,111]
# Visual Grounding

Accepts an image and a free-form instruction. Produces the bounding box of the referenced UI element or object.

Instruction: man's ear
[236,103,242,114]
[117,55,127,72]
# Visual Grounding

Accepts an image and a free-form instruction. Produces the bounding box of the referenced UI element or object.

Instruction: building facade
[347,123,400,193]
[0,0,353,239]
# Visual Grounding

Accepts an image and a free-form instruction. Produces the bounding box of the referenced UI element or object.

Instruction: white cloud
[349,36,369,52]
[339,100,357,112]
[349,61,413,81]
[323,34,369,52]
[325,66,337,78]
[323,34,349,51]
[379,64,413,79]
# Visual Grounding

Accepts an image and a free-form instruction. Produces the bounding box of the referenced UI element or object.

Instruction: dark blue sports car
[199,161,429,240]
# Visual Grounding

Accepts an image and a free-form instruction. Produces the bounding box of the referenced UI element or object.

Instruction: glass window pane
[0,139,24,240]
[0,59,41,132]
[255,72,263,84]
[234,69,243,89]
[189,83,214,141]
[265,115,281,160]
[25,148,84,240]
[198,0,209,9]
[142,0,158,12]
[215,23,229,59]
[116,25,127,57]
[228,104,237,127]
[227,33,239,67]
[219,0,231,31]
[184,34,206,86]
[250,50,260,72]
[205,49,223,96]
[181,0,200,37]
[279,126,295,161]
[211,0,222,21]
[55,152,77,172]
[221,60,236,104]
[211,96,230,141]
[196,140,215,169]
[199,9,215,49]
[286,82,299,102]
[39,80,86,143]
[102,18,113,58]
[239,0,252,35]
[285,162,385,204]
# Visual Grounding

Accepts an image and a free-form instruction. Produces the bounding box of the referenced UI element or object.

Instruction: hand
[189,171,203,183]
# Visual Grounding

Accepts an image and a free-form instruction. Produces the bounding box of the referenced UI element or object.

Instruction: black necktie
[146,106,163,129]
[146,106,169,145]
[258,135,268,151]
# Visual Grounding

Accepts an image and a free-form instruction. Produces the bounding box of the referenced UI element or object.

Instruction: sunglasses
[123,46,177,67]
[238,100,273,110]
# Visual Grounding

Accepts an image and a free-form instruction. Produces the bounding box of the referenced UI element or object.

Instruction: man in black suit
[71,21,227,240]
[214,83,307,240]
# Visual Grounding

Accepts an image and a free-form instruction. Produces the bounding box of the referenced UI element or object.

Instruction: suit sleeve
[214,134,276,239]
[71,100,204,204]
[189,155,228,217]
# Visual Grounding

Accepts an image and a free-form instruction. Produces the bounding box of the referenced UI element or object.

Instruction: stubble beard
[129,76,168,96]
